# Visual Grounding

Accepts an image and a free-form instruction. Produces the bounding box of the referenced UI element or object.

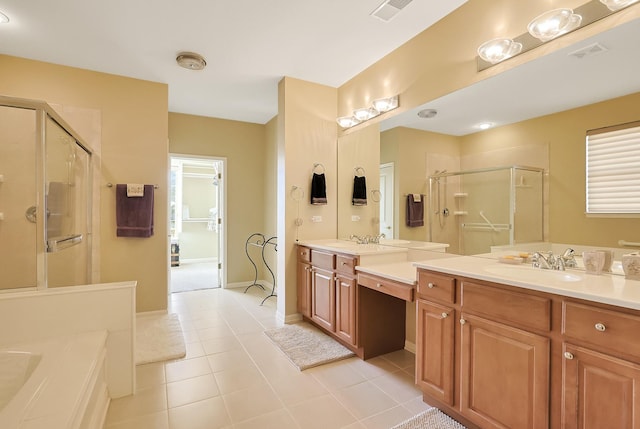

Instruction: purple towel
[116,184,154,237]
[406,194,424,227]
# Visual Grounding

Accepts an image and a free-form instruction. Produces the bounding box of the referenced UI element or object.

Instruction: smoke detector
[417,109,438,119]
[176,52,207,70]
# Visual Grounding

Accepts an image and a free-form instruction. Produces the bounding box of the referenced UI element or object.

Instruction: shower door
[45,116,92,287]
[0,106,38,290]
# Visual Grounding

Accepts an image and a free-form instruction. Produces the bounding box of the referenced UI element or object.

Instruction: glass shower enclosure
[0,95,92,290]
[428,166,544,255]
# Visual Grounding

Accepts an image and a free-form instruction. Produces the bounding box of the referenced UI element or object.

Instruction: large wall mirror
[337,17,640,260]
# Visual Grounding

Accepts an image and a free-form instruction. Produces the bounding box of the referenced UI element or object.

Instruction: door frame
[379,162,395,238]
[168,153,227,292]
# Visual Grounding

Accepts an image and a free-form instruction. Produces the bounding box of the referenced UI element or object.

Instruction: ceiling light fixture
[477,38,523,64]
[478,122,493,130]
[337,95,399,129]
[527,8,582,42]
[176,52,207,70]
[599,0,639,11]
[0,11,9,23]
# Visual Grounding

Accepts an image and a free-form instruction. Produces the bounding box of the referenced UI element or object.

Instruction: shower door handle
[47,234,83,252]
[25,205,37,223]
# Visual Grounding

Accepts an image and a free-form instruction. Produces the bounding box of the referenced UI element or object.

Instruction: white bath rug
[264,322,355,370]
[136,313,186,365]
[391,408,467,429]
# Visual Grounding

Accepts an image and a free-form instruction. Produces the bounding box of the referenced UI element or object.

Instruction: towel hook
[354,166,366,177]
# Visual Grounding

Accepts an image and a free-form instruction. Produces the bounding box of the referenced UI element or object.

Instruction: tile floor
[170,261,219,293]
[105,287,432,429]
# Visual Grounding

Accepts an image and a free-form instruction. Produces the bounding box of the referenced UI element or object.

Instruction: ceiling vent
[370,0,414,22]
[568,42,608,59]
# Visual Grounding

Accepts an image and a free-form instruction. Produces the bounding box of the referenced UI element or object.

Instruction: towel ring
[370,189,382,203]
[313,163,325,175]
[290,185,305,202]
[354,166,366,177]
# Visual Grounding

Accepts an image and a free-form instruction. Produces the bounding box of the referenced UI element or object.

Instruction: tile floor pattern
[105,287,432,429]
[170,261,219,293]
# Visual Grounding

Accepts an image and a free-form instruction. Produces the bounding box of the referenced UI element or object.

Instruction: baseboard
[281,312,302,324]
[404,340,416,354]
[136,310,168,317]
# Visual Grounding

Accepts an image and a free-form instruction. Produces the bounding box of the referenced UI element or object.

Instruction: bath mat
[264,322,354,370]
[136,313,186,365]
[391,408,467,429]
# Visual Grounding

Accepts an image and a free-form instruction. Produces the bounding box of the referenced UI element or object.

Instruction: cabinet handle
[441,312,448,319]
[564,351,574,360]
[428,282,435,289]
[595,323,606,332]
[460,318,466,325]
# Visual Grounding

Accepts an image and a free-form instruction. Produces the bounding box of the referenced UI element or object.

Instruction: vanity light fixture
[176,52,207,70]
[353,107,379,122]
[337,95,399,129]
[527,8,582,42]
[0,11,9,23]
[477,38,523,64]
[600,0,639,10]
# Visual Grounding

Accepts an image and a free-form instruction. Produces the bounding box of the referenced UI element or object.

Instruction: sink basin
[484,265,582,282]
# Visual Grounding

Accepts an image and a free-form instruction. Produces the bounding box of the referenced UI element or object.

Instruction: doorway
[169,155,225,293]
[379,162,395,238]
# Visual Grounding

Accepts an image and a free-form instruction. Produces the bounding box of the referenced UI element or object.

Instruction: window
[586,121,640,215]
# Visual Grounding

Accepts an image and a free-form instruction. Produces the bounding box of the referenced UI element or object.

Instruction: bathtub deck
[0,330,109,429]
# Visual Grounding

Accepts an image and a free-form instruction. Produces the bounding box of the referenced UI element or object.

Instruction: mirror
[337,17,640,271]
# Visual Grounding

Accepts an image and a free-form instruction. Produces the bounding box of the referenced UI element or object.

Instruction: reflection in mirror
[337,18,640,275]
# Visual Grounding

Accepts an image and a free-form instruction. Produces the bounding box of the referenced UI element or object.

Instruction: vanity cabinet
[416,267,640,429]
[297,247,358,346]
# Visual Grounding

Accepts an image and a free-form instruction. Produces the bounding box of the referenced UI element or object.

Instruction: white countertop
[414,255,640,311]
[297,239,408,256]
[356,261,418,285]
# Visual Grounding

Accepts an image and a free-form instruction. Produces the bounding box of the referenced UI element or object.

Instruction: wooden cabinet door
[335,273,356,345]
[297,261,312,317]
[311,267,335,332]
[416,299,455,405]
[562,343,640,429]
[460,313,550,429]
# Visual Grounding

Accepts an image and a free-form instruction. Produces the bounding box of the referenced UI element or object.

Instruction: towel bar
[619,240,640,247]
[106,183,159,189]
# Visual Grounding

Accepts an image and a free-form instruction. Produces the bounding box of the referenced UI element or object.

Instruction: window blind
[586,122,640,214]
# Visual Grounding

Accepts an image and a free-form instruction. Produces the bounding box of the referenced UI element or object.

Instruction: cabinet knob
[428,282,435,289]
[441,312,448,319]
[342,262,348,266]
[376,283,382,288]
[564,351,574,360]
[460,318,466,325]
[595,323,606,332]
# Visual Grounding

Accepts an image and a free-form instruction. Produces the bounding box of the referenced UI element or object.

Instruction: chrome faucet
[349,234,368,244]
[532,250,571,271]
[369,233,386,244]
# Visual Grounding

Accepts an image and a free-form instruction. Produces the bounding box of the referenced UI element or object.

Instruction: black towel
[116,184,154,237]
[406,194,424,227]
[352,176,367,206]
[310,173,327,205]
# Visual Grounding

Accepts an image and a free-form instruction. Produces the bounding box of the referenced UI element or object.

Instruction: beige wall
[168,113,268,285]
[0,54,169,312]
[278,77,337,320]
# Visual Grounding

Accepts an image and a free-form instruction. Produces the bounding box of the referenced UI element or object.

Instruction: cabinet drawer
[417,271,455,304]
[336,254,358,275]
[563,301,640,357]
[311,250,334,270]
[358,273,414,301]
[297,246,311,263]
[462,281,551,332]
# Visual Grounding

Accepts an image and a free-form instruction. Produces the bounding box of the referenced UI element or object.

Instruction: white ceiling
[0,0,466,124]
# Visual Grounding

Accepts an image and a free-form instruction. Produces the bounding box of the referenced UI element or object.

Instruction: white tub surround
[0,281,136,398]
[0,331,108,429]
[414,255,640,310]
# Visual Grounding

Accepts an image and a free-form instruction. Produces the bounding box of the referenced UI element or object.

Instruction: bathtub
[0,330,109,429]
